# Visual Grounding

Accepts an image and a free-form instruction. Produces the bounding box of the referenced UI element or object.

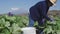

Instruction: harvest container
[21,27,36,34]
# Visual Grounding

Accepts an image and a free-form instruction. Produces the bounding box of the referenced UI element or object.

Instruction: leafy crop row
[0,15,60,34]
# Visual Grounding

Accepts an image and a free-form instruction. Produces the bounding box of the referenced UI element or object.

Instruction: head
[49,0,57,5]
[46,0,57,6]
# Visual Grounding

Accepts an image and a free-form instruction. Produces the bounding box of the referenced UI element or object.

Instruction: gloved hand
[49,18,54,22]
[49,18,56,24]
[46,17,56,25]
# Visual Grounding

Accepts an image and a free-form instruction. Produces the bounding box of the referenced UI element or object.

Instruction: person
[28,0,57,34]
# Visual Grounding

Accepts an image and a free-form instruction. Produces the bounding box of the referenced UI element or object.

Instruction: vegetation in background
[0,15,60,34]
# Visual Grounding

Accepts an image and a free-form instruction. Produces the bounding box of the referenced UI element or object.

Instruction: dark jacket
[29,1,51,21]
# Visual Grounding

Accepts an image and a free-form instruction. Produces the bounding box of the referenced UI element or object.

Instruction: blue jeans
[28,15,45,34]
[28,16,35,27]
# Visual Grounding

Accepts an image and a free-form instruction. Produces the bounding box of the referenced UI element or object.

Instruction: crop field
[0,15,60,34]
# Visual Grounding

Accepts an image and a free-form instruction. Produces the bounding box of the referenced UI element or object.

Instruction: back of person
[29,1,49,21]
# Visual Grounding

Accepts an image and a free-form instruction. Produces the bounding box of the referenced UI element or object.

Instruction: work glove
[49,18,56,25]
[49,18,54,22]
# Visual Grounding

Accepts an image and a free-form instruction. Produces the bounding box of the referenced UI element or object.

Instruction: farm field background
[0,14,60,34]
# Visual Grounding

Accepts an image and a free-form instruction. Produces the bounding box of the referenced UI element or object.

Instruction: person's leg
[37,19,46,34]
[28,15,35,27]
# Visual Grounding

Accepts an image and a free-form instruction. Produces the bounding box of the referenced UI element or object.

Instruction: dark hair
[46,0,50,2]
[46,0,53,6]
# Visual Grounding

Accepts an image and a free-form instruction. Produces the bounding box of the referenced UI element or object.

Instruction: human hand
[49,18,56,24]
[49,18,54,22]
